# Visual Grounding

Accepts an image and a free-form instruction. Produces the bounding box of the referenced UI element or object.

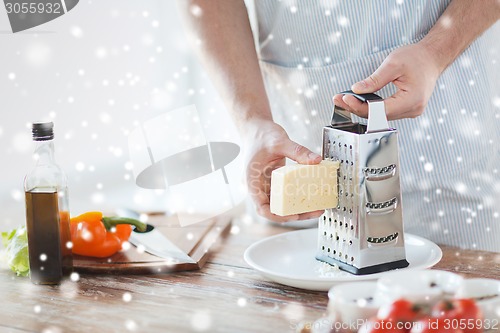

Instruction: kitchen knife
[116,208,196,264]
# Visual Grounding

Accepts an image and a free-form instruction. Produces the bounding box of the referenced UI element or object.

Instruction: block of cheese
[270,160,340,216]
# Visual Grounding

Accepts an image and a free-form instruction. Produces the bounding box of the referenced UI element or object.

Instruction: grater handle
[340,90,383,103]
[333,90,390,133]
[331,104,352,126]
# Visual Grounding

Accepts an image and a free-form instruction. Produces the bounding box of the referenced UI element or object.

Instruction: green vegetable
[1,226,29,277]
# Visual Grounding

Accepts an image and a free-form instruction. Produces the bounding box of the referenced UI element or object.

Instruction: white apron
[252,0,500,251]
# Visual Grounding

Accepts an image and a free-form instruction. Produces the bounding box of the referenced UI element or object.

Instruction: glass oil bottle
[24,122,73,284]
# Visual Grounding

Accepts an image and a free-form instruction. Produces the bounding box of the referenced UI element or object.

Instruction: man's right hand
[244,120,324,223]
[178,1,324,222]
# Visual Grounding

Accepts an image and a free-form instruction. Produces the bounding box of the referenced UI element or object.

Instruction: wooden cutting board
[73,213,231,274]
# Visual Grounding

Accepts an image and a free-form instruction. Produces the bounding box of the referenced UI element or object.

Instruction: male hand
[244,120,323,222]
[333,43,443,120]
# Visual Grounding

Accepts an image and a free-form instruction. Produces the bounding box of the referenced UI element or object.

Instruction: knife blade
[117,208,196,264]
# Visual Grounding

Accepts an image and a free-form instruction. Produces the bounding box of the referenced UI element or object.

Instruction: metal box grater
[316,90,409,275]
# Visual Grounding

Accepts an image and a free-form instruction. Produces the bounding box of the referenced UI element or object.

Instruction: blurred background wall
[0,1,241,230]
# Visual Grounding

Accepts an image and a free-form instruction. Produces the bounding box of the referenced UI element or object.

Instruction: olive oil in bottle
[24,122,73,285]
[25,191,63,284]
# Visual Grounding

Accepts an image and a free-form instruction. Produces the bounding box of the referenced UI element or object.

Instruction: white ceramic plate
[244,229,442,291]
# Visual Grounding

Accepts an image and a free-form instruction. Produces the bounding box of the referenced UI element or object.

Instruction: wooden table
[0,215,498,333]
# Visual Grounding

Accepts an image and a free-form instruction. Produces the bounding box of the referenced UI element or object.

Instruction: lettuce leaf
[1,226,29,277]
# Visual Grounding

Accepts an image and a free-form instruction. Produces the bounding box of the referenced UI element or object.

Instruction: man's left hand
[333,43,443,120]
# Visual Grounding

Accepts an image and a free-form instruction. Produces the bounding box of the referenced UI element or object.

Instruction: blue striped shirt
[252,0,500,251]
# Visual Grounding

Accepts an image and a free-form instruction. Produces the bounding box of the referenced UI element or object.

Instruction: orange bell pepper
[70,211,147,258]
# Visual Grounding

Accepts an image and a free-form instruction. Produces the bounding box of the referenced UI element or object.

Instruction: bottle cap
[32,122,54,141]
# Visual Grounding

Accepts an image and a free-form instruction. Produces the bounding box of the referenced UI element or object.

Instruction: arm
[334,0,500,119]
[177,0,322,222]
[177,0,271,130]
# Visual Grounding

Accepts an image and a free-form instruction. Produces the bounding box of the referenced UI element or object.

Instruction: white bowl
[328,281,381,324]
[376,269,463,304]
[455,278,500,321]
